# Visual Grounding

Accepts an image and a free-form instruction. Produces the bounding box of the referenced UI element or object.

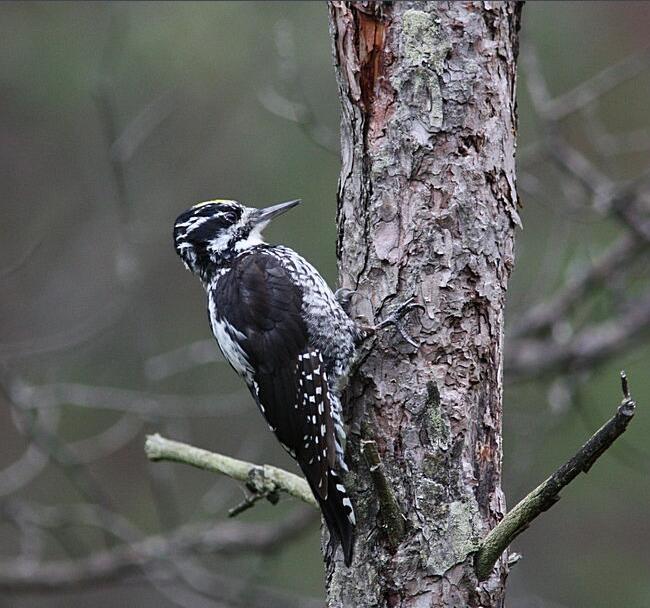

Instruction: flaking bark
[328,2,521,606]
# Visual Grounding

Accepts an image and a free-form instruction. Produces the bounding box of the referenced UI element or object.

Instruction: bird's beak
[252,199,301,225]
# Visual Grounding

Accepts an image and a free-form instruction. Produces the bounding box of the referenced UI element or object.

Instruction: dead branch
[145,434,317,508]
[475,372,637,580]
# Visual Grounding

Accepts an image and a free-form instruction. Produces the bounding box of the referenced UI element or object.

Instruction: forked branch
[475,372,637,580]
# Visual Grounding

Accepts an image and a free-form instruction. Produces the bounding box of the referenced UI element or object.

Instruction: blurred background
[1,2,649,607]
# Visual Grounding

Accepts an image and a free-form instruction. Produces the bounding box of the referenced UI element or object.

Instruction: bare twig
[475,372,637,580]
[157,560,324,608]
[0,443,49,497]
[110,89,178,164]
[258,18,338,154]
[509,42,650,393]
[524,44,650,237]
[145,434,317,508]
[1,375,117,510]
[2,500,318,606]
[67,414,144,464]
[0,407,60,496]
[547,136,650,240]
[2,500,141,546]
[584,105,650,157]
[0,409,140,498]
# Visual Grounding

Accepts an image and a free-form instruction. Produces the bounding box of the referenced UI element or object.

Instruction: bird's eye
[223,212,237,223]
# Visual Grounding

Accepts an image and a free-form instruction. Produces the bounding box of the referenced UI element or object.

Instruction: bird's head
[173,198,300,278]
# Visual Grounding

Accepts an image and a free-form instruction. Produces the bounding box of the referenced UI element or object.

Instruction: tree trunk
[327,2,521,606]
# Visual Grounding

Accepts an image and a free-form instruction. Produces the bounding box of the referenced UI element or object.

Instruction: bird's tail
[306,468,355,566]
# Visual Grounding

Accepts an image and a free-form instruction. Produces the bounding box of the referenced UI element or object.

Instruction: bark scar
[356,9,387,114]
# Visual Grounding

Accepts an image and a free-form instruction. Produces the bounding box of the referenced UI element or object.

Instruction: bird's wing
[213,250,338,498]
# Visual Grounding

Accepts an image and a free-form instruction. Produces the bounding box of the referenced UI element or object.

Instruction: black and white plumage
[173,199,359,565]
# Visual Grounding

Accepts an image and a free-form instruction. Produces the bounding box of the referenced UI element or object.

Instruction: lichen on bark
[397,9,450,131]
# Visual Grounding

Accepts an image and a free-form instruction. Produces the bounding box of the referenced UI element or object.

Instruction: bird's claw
[396,321,419,348]
[375,297,423,348]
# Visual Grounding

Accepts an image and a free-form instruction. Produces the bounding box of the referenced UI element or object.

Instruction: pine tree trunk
[327,2,521,606]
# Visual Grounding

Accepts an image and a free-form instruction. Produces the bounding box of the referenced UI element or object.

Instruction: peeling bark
[328,2,521,606]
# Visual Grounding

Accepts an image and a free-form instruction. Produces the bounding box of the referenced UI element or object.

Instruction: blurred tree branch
[536,48,650,121]
[0,6,324,607]
[506,44,650,385]
[509,234,644,338]
[0,506,316,592]
[507,292,650,380]
[258,18,338,154]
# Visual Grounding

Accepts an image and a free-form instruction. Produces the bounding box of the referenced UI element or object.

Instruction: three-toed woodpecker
[174,199,358,565]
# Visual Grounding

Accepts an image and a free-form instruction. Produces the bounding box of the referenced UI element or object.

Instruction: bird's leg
[372,296,422,347]
[334,287,355,316]
[337,289,422,346]
[342,297,422,426]
[359,296,422,348]
[337,291,422,381]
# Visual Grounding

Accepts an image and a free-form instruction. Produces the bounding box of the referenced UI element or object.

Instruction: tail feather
[305,467,355,566]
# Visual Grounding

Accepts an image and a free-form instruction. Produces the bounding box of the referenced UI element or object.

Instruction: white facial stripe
[176,215,212,236]
[208,231,235,253]
[233,215,268,252]
[192,199,238,209]
[233,227,266,251]
[190,216,212,230]
[175,202,275,273]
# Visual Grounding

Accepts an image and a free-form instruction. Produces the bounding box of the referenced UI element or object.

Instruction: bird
[173,198,361,566]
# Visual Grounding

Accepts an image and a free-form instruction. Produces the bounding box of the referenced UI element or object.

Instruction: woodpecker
[173,198,360,565]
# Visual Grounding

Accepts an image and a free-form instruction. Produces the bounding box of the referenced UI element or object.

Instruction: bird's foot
[362,297,423,348]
